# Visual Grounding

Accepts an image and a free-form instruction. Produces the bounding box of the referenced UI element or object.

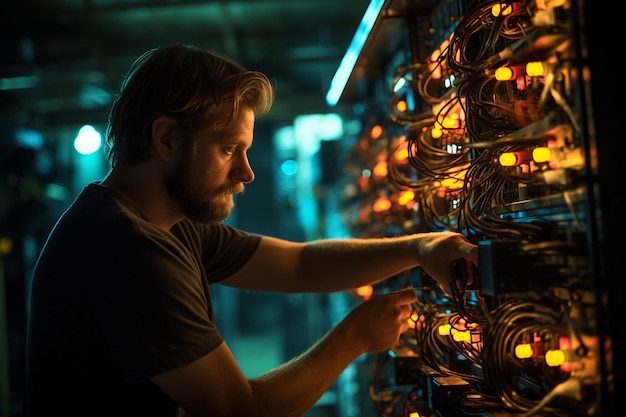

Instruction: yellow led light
[492,3,513,16]
[495,67,514,81]
[545,349,566,367]
[442,115,459,129]
[499,152,518,167]
[526,61,545,77]
[515,343,534,359]
[451,328,471,342]
[398,191,415,206]
[438,324,451,335]
[532,147,552,163]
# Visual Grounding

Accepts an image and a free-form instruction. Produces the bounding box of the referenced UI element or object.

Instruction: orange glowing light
[429,49,442,80]
[396,100,407,112]
[372,197,392,213]
[394,146,409,163]
[370,124,383,140]
[372,160,388,178]
[356,285,374,300]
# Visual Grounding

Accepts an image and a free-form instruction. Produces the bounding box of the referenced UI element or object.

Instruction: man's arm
[152,288,417,417]
[222,231,478,293]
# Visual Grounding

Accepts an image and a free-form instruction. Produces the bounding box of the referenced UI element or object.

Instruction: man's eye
[224,146,237,155]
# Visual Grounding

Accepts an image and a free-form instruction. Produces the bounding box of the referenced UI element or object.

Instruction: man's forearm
[299,235,420,291]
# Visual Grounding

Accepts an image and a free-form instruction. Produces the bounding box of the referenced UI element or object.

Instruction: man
[26,43,478,417]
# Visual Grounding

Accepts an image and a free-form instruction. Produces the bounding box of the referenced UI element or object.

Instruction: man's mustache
[219,184,245,195]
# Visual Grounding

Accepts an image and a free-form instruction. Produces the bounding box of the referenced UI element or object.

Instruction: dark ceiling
[1,0,371,134]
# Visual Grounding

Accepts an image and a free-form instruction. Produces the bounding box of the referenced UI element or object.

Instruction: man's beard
[164,156,241,224]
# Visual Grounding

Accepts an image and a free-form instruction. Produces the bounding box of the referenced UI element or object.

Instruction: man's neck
[101,165,183,231]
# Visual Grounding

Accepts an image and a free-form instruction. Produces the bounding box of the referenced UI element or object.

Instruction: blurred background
[0,0,378,416]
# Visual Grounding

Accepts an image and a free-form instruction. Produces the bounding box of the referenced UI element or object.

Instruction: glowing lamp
[396,100,407,112]
[431,127,443,139]
[515,343,534,359]
[370,124,383,140]
[451,328,471,342]
[74,125,102,155]
[393,77,407,92]
[441,113,460,129]
[394,146,409,163]
[372,160,388,178]
[440,177,461,189]
[372,197,392,213]
[438,324,451,336]
[532,147,552,163]
[545,349,566,367]
[491,3,512,16]
[499,151,531,167]
[526,61,545,77]
[398,191,415,206]
[407,310,420,329]
[499,153,517,166]
[441,168,466,190]
[356,285,374,299]
[494,66,524,81]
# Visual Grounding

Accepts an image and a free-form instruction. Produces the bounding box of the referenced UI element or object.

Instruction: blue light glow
[325,0,385,106]
[73,125,102,155]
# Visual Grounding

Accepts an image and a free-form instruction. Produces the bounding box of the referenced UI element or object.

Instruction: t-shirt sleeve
[174,220,262,283]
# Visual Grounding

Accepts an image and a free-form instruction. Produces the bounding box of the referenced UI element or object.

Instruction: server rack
[327,0,620,415]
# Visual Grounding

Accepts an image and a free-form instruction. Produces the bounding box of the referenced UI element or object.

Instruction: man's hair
[105,43,275,167]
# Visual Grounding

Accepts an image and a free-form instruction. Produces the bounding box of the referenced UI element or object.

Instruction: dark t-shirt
[25,183,261,416]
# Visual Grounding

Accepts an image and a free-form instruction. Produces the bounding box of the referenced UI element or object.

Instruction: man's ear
[151,115,182,161]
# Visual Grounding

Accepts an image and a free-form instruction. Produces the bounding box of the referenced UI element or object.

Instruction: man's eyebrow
[215,137,253,149]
